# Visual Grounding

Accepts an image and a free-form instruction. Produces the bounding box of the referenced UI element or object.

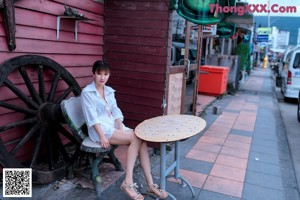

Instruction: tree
[234,43,250,71]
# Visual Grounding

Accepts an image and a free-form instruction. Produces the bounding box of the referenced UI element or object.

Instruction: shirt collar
[84,82,115,94]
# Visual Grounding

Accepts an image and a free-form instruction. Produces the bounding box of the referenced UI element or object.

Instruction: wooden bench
[61,96,124,197]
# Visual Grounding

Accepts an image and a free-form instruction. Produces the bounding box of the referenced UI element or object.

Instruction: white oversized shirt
[81,82,124,142]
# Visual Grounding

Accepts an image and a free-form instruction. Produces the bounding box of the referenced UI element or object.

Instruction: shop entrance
[166,15,205,116]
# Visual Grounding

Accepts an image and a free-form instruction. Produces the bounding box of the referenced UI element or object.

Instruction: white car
[281,46,300,100]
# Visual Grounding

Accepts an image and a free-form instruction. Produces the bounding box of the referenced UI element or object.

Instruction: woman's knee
[133,134,142,145]
[127,131,142,144]
[141,141,147,148]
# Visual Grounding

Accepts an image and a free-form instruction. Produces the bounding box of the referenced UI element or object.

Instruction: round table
[135,114,206,199]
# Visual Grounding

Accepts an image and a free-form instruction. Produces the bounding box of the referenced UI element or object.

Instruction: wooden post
[180,21,191,113]
[221,38,225,54]
[0,0,16,51]
[227,38,232,55]
[192,25,203,115]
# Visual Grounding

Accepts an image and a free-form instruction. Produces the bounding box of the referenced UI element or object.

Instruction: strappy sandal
[147,184,168,199]
[120,181,144,200]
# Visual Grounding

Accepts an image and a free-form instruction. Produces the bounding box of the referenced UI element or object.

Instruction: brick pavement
[142,67,299,200]
[11,67,299,200]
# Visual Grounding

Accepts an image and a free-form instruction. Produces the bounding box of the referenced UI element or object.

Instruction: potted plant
[234,43,250,81]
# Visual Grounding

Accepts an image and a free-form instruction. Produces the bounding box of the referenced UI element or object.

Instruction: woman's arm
[93,124,110,149]
[81,91,101,127]
[81,91,110,148]
[114,118,124,130]
[110,92,124,121]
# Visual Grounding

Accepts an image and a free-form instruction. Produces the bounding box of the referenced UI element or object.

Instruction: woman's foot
[147,184,168,199]
[120,181,144,200]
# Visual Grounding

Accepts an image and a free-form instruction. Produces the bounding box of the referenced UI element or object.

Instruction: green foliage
[234,43,250,71]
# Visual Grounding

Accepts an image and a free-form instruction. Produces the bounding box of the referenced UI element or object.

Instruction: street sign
[256,34,269,42]
[257,27,272,35]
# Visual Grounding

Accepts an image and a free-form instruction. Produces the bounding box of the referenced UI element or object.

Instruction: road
[275,86,300,189]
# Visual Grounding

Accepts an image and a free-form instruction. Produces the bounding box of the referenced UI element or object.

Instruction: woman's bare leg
[109,130,142,184]
[139,141,168,198]
[139,141,154,185]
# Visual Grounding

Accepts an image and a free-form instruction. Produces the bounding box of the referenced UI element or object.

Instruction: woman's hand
[100,136,110,149]
[114,118,124,130]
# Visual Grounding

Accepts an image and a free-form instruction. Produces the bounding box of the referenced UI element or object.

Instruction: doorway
[166,13,204,116]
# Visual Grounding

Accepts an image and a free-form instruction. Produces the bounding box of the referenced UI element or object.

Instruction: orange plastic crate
[198,65,228,96]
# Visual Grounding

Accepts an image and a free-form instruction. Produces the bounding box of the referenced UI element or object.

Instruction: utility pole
[263,0,271,68]
[267,0,270,28]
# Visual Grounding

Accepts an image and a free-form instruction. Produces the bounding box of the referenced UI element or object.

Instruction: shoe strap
[129,183,138,190]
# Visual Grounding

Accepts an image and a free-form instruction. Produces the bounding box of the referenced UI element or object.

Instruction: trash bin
[205,54,240,94]
[198,65,229,96]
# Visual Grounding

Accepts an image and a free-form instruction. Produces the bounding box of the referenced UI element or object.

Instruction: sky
[245,0,300,16]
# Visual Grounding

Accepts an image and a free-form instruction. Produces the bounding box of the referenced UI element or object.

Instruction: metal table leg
[174,141,195,197]
[160,142,176,200]
[160,141,195,200]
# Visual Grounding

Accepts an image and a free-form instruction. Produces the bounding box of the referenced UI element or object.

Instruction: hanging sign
[256,34,269,42]
[217,22,236,38]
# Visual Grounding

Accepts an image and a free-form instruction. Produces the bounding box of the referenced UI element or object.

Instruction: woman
[81,60,168,200]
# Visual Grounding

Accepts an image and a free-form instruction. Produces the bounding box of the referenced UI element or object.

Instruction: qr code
[2,168,32,197]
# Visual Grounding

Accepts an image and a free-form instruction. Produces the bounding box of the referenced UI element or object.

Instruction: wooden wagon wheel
[0,55,82,183]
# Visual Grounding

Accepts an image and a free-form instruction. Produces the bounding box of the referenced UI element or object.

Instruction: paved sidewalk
[100,67,300,200]
[2,67,300,200]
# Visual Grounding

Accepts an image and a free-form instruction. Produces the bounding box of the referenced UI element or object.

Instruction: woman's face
[93,70,110,87]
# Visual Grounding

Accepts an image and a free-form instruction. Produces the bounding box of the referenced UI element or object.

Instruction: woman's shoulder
[104,85,116,93]
[82,82,96,93]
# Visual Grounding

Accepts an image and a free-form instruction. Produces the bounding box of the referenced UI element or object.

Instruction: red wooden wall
[0,0,172,160]
[104,0,171,128]
[0,0,104,160]
[0,0,104,86]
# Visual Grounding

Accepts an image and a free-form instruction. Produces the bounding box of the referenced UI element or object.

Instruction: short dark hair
[92,60,110,74]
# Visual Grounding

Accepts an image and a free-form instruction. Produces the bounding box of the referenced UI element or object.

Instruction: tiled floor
[92,68,290,200]
[166,70,266,198]
[183,120,253,198]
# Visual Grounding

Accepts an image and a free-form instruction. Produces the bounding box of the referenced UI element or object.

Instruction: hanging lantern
[175,0,221,25]
[170,0,238,25]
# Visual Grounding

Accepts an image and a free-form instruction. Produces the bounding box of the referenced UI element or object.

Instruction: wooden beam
[1,0,16,51]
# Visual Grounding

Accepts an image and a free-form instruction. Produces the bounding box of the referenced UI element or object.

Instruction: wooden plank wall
[0,0,104,87]
[104,0,171,128]
[0,0,104,156]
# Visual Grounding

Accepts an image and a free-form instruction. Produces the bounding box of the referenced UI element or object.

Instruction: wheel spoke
[0,100,36,115]
[38,65,47,102]
[30,128,45,168]
[10,123,41,155]
[52,129,71,163]
[55,86,74,103]
[18,66,43,105]
[0,139,23,168]
[4,79,39,109]
[47,72,61,102]
[0,117,37,132]
[57,124,80,145]
[45,130,55,170]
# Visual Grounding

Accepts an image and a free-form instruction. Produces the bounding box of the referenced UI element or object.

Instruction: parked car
[278,46,296,77]
[281,46,300,100]
[171,42,197,84]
